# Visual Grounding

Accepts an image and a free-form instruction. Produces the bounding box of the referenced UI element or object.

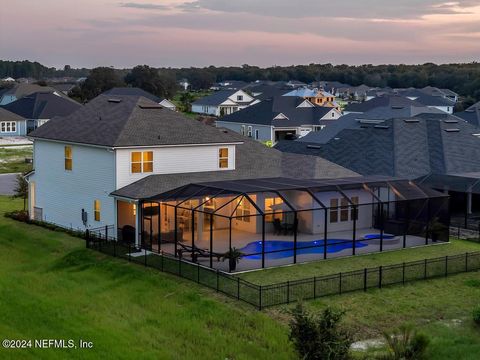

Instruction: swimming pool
[240,239,368,260]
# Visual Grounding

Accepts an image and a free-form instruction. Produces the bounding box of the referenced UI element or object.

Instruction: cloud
[119,2,169,10]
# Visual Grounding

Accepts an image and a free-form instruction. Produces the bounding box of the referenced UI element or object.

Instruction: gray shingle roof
[29,94,244,147]
[275,115,480,179]
[0,107,25,122]
[191,90,239,106]
[111,132,358,199]
[2,92,81,119]
[103,87,162,103]
[456,108,480,127]
[344,95,423,113]
[217,96,334,127]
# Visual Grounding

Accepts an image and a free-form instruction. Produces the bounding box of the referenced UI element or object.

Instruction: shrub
[382,324,429,360]
[289,304,352,360]
[473,305,480,326]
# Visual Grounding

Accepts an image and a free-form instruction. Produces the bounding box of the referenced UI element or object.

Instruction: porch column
[467,191,473,215]
[135,200,141,248]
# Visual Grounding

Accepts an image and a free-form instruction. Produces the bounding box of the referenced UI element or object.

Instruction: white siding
[216,121,273,142]
[30,140,116,230]
[116,144,236,189]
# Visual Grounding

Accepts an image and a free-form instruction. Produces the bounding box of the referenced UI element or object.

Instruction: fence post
[113,240,116,257]
[237,277,240,300]
[313,276,317,298]
[378,266,382,289]
[259,286,262,310]
[287,281,290,303]
[161,251,164,272]
[197,263,200,283]
[105,225,108,240]
[424,258,428,279]
[363,268,367,291]
[216,269,219,292]
[445,255,448,277]
[144,247,147,267]
[128,243,131,262]
[85,229,90,248]
[402,262,405,284]
[179,257,182,276]
[339,273,342,294]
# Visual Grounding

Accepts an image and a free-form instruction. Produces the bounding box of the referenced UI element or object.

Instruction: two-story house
[283,88,341,111]
[27,94,356,246]
[191,90,258,116]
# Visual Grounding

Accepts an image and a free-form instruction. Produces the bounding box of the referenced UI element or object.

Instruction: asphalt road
[0,173,19,195]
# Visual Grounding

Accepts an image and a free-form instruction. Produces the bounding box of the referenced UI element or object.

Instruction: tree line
[2,60,480,102]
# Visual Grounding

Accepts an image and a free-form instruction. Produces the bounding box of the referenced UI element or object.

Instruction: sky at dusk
[1,0,480,69]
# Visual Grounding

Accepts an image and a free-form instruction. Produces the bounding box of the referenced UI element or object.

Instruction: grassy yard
[0,146,33,174]
[0,196,294,359]
[239,239,480,285]
[1,195,480,359]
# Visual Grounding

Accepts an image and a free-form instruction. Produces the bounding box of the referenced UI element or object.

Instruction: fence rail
[86,234,480,310]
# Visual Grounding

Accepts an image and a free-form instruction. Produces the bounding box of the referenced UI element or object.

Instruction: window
[64,146,72,170]
[351,196,359,221]
[255,129,259,140]
[340,198,349,222]
[94,200,101,221]
[236,199,251,222]
[237,95,243,101]
[0,121,16,133]
[241,125,246,136]
[247,126,253,137]
[265,197,284,222]
[219,147,229,168]
[131,151,153,173]
[332,112,335,117]
[329,198,338,223]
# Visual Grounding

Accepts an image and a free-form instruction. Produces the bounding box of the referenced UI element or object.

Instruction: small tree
[13,174,28,211]
[382,324,429,360]
[289,304,352,360]
[179,92,194,112]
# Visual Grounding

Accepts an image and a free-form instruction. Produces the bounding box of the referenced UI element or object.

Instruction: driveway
[0,173,19,195]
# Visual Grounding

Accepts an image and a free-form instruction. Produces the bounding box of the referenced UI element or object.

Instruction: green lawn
[0,196,294,359]
[239,239,480,285]
[1,195,480,359]
[0,146,33,174]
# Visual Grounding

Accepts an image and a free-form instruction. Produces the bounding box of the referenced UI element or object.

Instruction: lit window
[219,148,229,168]
[236,198,251,222]
[64,146,72,170]
[94,200,101,221]
[329,198,338,223]
[340,198,349,222]
[131,151,153,173]
[351,196,359,221]
[0,121,16,133]
[265,197,284,222]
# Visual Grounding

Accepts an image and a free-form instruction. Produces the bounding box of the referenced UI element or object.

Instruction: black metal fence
[86,234,480,310]
[450,224,480,243]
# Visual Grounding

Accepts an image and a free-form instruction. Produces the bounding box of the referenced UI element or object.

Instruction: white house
[191,90,258,116]
[27,94,355,246]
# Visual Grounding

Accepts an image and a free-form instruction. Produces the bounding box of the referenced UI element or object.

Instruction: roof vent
[465,109,475,113]
[138,104,163,109]
[404,119,419,123]
[307,145,322,149]
[391,106,404,109]
[358,119,384,124]
[444,119,458,123]
[444,128,460,132]
[108,98,122,103]
[374,125,389,129]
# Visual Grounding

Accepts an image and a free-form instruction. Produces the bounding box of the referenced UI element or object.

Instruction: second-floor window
[237,95,243,101]
[64,146,72,171]
[247,126,253,137]
[241,125,246,135]
[94,200,101,221]
[219,148,229,168]
[131,151,153,173]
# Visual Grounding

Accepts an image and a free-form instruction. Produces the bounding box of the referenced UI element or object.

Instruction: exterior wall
[0,119,27,136]
[0,95,17,105]
[115,144,236,189]
[29,140,116,230]
[215,121,273,141]
[430,105,453,114]
[191,104,219,116]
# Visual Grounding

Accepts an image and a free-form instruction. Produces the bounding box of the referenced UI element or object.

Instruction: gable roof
[217,96,336,127]
[0,83,67,100]
[103,87,162,103]
[2,92,81,119]
[275,115,480,179]
[192,90,253,106]
[111,131,358,199]
[0,107,25,122]
[456,107,480,127]
[29,94,245,147]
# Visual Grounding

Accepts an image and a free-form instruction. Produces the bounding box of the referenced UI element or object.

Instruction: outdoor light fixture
[132,204,136,216]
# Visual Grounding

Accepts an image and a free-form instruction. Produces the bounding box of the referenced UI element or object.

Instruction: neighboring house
[1,77,15,82]
[285,80,307,88]
[27,94,356,250]
[191,90,257,116]
[344,95,424,114]
[0,83,67,105]
[2,92,81,133]
[104,87,176,111]
[456,104,480,127]
[210,80,248,91]
[51,83,76,95]
[0,107,27,136]
[396,89,456,114]
[216,96,342,142]
[419,86,458,102]
[178,78,190,91]
[283,88,341,111]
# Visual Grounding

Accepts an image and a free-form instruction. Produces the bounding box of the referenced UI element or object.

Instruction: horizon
[1,1,479,68]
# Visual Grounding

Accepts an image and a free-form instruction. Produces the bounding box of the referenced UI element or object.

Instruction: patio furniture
[176,242,222,262]
[273,219,284,235]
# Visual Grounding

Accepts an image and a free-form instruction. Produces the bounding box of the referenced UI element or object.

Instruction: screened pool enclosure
[122,177,450,272]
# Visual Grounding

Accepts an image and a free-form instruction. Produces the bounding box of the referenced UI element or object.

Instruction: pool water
[240,239,368,260]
